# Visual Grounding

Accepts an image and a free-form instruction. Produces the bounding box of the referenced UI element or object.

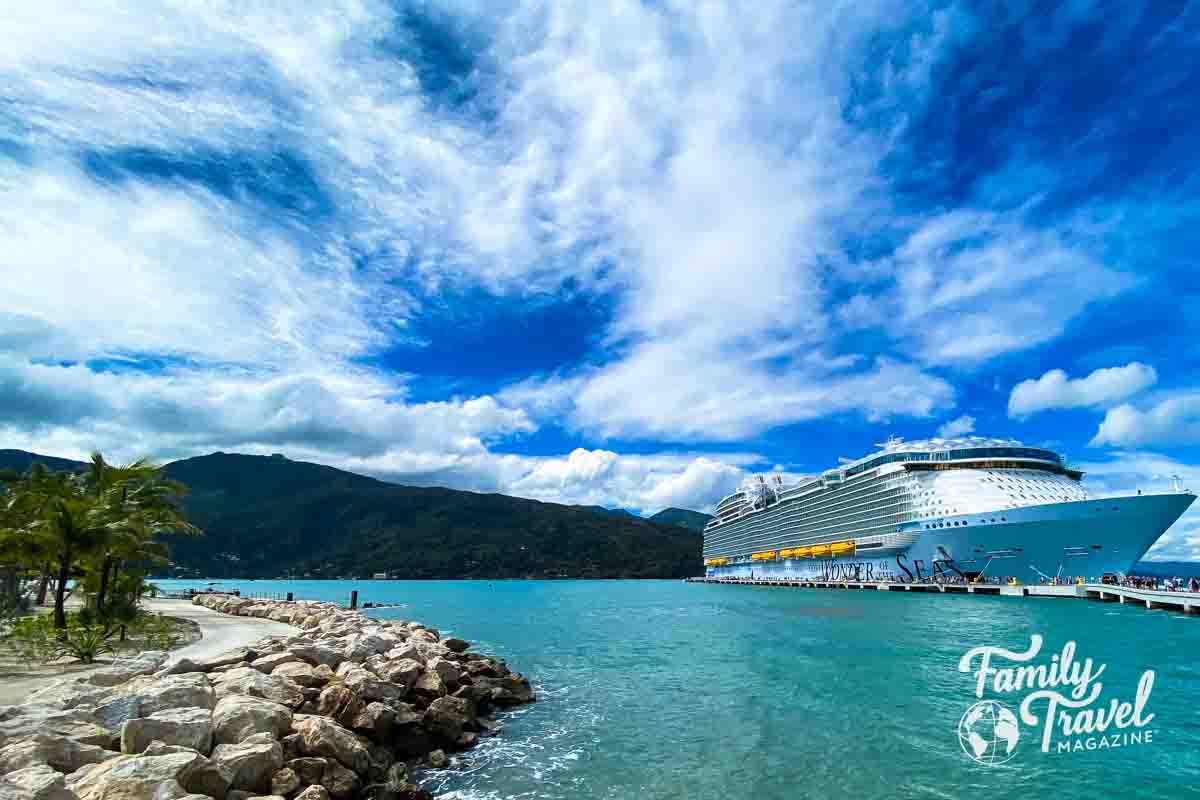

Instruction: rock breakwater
[0,594,535,800]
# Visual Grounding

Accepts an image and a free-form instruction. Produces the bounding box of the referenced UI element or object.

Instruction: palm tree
[85,455,199,615]
[3,454,200,629]
[40,495,110,630]
[0,464,73,608]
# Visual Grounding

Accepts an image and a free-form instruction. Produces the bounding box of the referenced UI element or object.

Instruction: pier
[686,577,1200,614]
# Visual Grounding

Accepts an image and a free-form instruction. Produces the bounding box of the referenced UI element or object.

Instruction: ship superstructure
[702,437,1194,582]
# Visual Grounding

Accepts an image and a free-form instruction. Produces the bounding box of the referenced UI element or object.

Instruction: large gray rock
[422,697,471,742]
[269,664,322,689]
[65,749,204,800]
[121,708,213,755]
[209,735,282,795]
[1,764,76,800]
[0,706,115,750]
[286,646,340,670]
[289,718,370,776]
[248,654,299,675]
[216,670,303,710]
[0,734,118,774]
[140,743,229,800]
[25,680,117,712]
[341,633,396,664]
[91,696,144,736]
[195,650,255,673]
[479,674,535,706]
[88,653,168,687]
[407,672,445,705]
[333,666,402,704]
[211,696,292,746]
[424,658,461,688]
[376,660,421,692]
[318,761,358,800]
[313,686,361,730]
[131,675,217,717]
[383,645,424,666]
[159,659,203,677]
[347,703,393,743]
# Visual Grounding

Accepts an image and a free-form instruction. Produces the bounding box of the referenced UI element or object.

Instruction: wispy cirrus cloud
[1,0,1196,511]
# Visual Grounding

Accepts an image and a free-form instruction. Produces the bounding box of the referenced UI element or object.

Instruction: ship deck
[686,577,1200,614]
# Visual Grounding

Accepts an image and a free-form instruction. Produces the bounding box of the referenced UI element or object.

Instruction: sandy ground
[0,598,297,705]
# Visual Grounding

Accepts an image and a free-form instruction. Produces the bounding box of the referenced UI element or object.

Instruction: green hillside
[0,449,86,474]
[160,452,701,579]
[649,507,712,532]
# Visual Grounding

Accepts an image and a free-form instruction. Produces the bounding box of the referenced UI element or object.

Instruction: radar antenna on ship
[744,474,779,510]
[874,435,904,450]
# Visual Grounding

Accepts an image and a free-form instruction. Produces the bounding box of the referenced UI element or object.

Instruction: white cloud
[0,0,971,451]
[937,415,975,438]
[0,1,1150,503]
[841,209,1132,366]
[0,356,532,463]
[1090,394,1200,448]
[1008,362,1157,418]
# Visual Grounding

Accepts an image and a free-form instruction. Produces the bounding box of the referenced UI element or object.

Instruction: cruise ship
[702,437,1195,582]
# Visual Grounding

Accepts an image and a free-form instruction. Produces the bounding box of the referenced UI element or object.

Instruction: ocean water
[156,579,1200,797]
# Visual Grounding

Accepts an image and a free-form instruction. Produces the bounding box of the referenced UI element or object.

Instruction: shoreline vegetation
[0,593,535,800]
[1,453,197,638]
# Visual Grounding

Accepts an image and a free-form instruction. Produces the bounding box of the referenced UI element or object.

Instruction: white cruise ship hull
[707,492,1194,583]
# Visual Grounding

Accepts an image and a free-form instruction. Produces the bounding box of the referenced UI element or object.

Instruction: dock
[685,577,1200,614]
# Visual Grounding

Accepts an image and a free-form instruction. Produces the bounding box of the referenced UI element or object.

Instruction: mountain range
[1,449,705,579]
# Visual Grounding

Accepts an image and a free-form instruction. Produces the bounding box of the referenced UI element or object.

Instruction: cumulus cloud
[937,415,975,438]
[293,447,753,514]
[1008,363,1157,418]
[0,356,533,462]
[1090,394,1200,448]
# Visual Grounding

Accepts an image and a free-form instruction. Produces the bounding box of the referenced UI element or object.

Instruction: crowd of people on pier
[1114,574,1200,592]
[707,572,1200,590]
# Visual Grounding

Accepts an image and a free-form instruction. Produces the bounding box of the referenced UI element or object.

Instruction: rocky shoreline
[0,594,535,800]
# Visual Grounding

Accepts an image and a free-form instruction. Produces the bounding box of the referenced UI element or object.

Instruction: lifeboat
[829,540,856,556]
[751,550,778,562]
[704,557,729,567]
[810,544,831,557]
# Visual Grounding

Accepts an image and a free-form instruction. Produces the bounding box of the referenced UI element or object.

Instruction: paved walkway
[0,599,298,704]
[143,597,298,665]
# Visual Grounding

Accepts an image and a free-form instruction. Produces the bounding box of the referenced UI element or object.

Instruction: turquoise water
[157,579,1200,797]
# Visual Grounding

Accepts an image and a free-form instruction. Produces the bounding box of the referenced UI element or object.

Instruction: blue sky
[2,1,1199,556]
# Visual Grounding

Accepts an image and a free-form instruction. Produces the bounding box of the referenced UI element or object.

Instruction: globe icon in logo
[958,700,1020,765]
